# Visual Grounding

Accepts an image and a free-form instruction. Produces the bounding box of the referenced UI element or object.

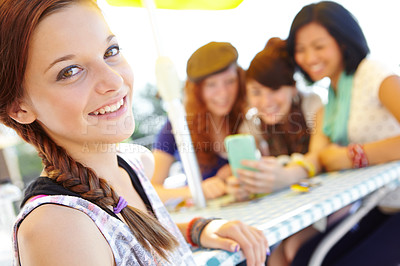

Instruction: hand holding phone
[224,134,260,177]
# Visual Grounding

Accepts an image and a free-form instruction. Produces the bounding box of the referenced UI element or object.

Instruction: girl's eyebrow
[296,37,327,47]
[46,54,75,73]
[107,34,116,42]
[45,35,116,73]
[309,37,329,46]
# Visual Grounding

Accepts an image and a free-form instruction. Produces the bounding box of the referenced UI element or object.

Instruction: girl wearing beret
[152,42,247,203]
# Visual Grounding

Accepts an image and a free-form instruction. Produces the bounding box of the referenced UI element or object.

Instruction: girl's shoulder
[354,58,397,97]
[15,196,113,265]
[300,91,323,107]
[356,58,395,79]
[18,201,104,241]
[300,91,323,118]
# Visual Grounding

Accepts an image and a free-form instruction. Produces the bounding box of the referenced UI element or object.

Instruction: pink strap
[29,194,48,202]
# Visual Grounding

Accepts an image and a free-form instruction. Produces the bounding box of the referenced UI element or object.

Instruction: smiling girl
[226,37,322,200]
[0,0,268,265]
[152,42,247,202]
[278,1,400,265]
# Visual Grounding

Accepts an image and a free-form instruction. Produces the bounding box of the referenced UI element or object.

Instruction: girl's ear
[7,100,37,124]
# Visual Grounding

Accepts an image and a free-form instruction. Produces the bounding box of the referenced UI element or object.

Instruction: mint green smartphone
[224,134,259,177]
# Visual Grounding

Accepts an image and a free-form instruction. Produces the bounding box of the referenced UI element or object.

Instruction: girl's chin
[214,107,233,117]
[309,73,325,82]
[260,115,284,126]
[101,124,135,144]
[90,134,133,147]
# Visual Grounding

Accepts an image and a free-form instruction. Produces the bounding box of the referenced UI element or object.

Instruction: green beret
[186,42,238,83]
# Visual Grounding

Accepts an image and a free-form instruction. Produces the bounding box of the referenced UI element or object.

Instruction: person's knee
[282,237,300,263]
[283,227,319,263]
[267,242,288,266]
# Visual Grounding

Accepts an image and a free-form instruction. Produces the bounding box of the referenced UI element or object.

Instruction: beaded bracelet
[348,144,369,168]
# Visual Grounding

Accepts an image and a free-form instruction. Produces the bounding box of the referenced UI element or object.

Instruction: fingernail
[266,247,271,256]
[232,244,240,252]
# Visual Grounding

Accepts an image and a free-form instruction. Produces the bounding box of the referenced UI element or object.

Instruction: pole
[142,0,206,208]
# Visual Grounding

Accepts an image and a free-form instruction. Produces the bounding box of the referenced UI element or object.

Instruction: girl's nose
[304,50,318,65]
[94,62,124,94]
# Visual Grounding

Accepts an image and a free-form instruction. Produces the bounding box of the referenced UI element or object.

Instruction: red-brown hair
[184,65,246,172]
[0,0,177,260]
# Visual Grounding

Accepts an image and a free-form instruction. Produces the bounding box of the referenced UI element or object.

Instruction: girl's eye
[104,45,120,58]
[225,78,237,86]
[56,65,82,81]
[204,82,217,90]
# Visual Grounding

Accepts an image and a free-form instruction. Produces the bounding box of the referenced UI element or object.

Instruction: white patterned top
[347,58,400,210]
[348,58,400,144]
[12,150,195,265]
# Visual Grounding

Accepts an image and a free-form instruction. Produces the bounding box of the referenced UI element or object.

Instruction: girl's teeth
[91,98,124,115]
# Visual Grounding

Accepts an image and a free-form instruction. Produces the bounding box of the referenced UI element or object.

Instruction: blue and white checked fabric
[171,161,400,265]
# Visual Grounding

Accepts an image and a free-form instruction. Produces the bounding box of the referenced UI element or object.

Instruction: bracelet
[348,144,369,168]
[187,217,219,247]
[290,158,316,178]
[191,218,214,247]
[186,217,201,247]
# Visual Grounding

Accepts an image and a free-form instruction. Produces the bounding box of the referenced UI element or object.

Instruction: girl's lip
[88,96,128,119]
[260,106,279,115]
[307,65,324,76]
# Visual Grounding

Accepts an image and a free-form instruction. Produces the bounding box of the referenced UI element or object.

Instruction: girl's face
[246,79,296,125]
[201,64,239,118]
[294,22,344,88]
[20,2,134,152]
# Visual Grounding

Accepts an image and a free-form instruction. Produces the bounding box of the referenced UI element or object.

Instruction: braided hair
[0,0,178,260]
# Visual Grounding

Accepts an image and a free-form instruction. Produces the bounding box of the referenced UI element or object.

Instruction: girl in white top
[268,1,400,265]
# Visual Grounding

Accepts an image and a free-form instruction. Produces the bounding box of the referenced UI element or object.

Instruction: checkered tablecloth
[170,161,400,265]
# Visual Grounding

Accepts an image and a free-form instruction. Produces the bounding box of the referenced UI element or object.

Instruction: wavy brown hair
[246,37,295,90]
[0,0,177,261]
[246,38,309,156]
[184,65,246,172]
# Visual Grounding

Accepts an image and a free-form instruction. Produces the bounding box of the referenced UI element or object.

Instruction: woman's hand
[215,164,232,179]
[200,219,269,266]
[236,157,293,194]
[226,176,251,201]
[319,144,352,172]
[201,176,227,200]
